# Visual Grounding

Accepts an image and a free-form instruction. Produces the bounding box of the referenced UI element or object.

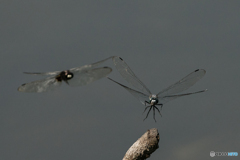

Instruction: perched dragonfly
[18,57,115,93]
[108,57,207,122]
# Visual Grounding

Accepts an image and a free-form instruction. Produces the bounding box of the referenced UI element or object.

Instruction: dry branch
[123,128,159,160]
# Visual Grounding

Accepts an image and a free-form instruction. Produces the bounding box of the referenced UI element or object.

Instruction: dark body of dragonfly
[108,57,207,122]
[18,57,115,93]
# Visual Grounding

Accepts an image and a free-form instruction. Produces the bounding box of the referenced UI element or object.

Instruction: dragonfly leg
[153,107,156,122]
[144,101,150,106]
[143,106,150,114]
[154,106,162,117]
[156,104,163,110]
[143,106,152,121]
[64,80,69,85]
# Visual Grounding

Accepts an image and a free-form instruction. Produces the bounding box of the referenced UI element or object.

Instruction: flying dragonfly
[18,57,115,93]
[108,57,207,122]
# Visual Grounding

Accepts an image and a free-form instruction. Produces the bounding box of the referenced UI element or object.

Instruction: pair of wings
[18,57,116,93]
[109,57,207,105]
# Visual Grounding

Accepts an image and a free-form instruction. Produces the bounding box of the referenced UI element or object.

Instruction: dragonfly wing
[90,56,117,68]
[113,56,151,95]
[108,77,149,105]
[67,67,112,87]
[18,77,61,93]
[158,89,207,104]
[157,69,206,97]
[22,56,116,76]
[69,56,116,73]
[23,71,61,76]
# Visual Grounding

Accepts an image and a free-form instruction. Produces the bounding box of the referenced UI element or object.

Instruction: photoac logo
[210,151,215,157]
[228,152,238,156]
[210,151,238,157]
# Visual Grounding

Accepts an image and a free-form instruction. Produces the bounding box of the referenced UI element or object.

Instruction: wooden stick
[123,128,159,160]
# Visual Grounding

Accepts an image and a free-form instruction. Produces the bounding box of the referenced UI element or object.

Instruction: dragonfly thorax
[149,94,158,105]
[55,70,74,82]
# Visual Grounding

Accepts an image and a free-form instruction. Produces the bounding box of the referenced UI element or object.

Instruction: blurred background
[1,1,239,160]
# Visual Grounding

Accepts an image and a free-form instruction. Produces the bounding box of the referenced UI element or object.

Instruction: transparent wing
[91,56,117,68]
[67,67,112,87]
[107,77,149,105]
[23,71,61,76]
[22,56,116,76]
[70,56,116,73]
[158,89,207,104]
[157,69,206,97]
[113,56,151,95]
[18,77,61,93]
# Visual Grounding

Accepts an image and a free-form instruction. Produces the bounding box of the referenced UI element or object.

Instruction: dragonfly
[18,57,115,93]
[108,57,207,122]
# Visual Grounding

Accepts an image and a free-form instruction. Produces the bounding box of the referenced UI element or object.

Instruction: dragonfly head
[64,70,74,80]
[56,70,74,82]
[149,94,158,105]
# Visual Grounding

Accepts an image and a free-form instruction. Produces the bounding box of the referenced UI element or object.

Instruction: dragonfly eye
[66,73,74,79]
